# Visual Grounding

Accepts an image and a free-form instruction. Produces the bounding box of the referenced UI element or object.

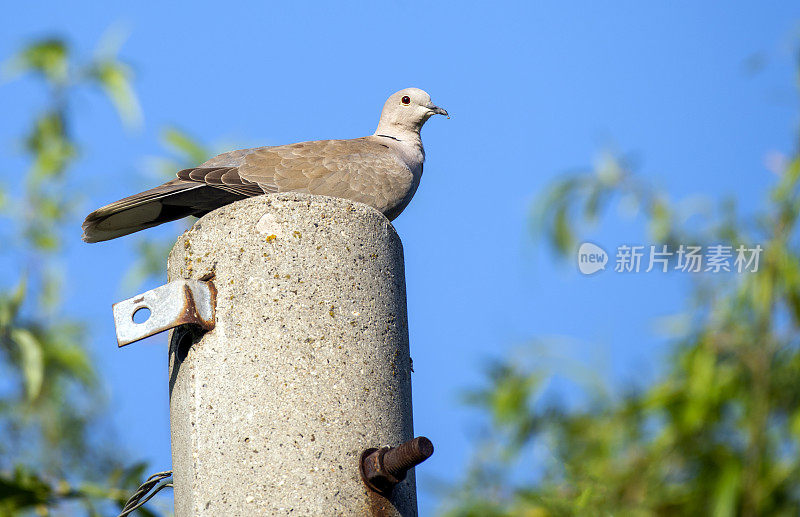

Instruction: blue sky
[2,1,800,514]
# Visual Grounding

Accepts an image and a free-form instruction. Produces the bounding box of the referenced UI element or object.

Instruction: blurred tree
[443,66,800,516]
[0,36,163,516]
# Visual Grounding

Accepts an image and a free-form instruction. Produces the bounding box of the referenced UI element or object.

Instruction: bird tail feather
[81,180,204,243]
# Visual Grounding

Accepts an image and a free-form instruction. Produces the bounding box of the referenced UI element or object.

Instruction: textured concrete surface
[167,193,416,516]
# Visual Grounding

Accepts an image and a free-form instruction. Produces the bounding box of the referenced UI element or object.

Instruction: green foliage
[445,101,800,517]
[0,462,160,516]
[87,60,141,128]
[160,127,212,166]
[0,35,166,515]
[6,40,69,84]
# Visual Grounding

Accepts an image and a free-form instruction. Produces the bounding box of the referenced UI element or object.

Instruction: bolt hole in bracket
[112,279,217,347]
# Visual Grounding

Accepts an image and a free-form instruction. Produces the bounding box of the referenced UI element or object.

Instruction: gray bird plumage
[82,88,447,243]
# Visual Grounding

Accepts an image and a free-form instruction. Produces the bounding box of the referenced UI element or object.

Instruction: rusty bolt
[360,436,434,496]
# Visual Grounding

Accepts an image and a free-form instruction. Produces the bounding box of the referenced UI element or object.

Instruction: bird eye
[401,96,411,105]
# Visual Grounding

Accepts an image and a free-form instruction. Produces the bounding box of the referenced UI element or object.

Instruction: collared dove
[81,88,448,243]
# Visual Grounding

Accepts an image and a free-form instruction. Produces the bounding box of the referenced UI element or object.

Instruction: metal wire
[117,470,173,517]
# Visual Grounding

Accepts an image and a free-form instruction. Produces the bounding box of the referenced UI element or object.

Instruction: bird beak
[428,103,450,119]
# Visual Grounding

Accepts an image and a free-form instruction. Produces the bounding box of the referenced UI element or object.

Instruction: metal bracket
[112,279,216,347]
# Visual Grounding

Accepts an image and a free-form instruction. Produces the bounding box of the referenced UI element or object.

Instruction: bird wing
[237,137,414,214]
[175,138,414,212]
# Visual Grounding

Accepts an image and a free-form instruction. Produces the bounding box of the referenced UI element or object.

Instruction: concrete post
[166,193,417,516]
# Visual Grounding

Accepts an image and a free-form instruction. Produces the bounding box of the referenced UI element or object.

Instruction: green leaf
[161,127,210,164]
[25,111,77,182]
[88,60,142,128]
[0,466,53,510]
[584,183,606,222]
[649,197,672,243]
[0,276,27,328]
[5,39,68,83]
[10,328,44,401]
[44,324,94,387]
[552,204,573,255]
[712,461,740,517]
[790,408,800,439]
[772,157,800,203]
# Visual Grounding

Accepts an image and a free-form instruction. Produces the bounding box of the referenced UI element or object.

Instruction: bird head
[375,88,448,137]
